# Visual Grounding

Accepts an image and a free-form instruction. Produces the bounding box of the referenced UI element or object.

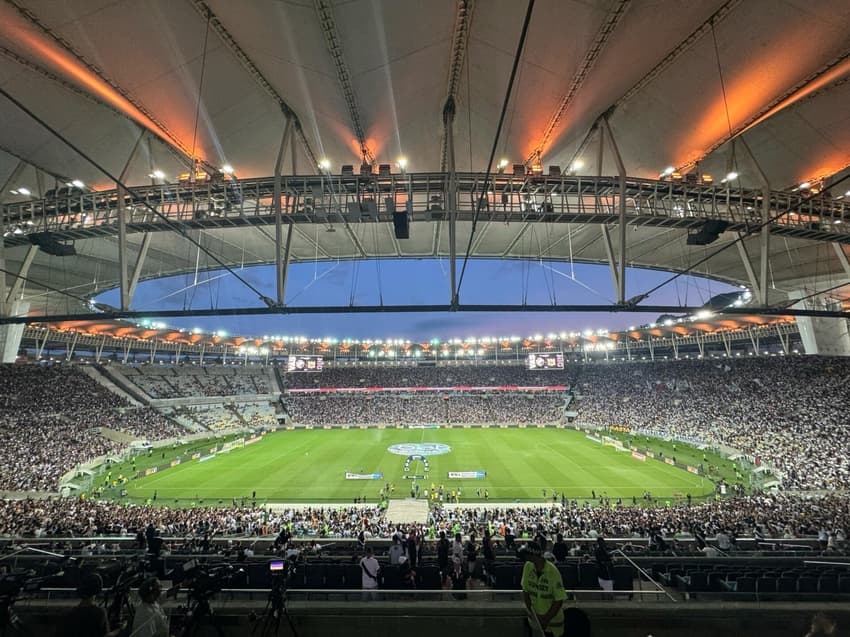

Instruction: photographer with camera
[129,578,168,637]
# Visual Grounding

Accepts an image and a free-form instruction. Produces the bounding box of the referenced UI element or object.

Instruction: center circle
[387,443,452,456]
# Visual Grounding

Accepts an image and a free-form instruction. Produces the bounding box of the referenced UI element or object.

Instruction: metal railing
[4,173,849,244]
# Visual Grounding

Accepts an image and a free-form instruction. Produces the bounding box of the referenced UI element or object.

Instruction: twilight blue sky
[97,259,738,339]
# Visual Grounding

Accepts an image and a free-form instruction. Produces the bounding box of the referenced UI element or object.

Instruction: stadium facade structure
[1,0,850,362]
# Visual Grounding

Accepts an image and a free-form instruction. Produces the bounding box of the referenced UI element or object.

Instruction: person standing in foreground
[59,573,111,637]
[130,577,168,637]
[360,546,381,600]
[520,542,566,637]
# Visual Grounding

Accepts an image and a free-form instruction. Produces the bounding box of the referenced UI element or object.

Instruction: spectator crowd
[574,357,850,489]
[1,494,848,545]
[0,366,184,491]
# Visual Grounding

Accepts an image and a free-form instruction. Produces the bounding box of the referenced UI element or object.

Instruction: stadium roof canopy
[1,0,850,319]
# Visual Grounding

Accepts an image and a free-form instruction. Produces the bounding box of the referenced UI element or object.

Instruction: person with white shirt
[130,578,168,637]
[360,546,381,599]
[388,536,404,565]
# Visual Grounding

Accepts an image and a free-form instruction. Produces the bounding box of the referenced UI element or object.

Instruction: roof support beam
[2,1,203,171]
[5,244,38,305]
[117,132,146,311]
[564,0,741,168]
[440,0,475,172]
[735,235,762,301]
[601,117,628,304]
[738,138,771,305]
[0,46,191,172]
[126,233,152,309]
[599,224,621,302]
[0,159,26,205]
[686,50,850,174]
[446,98,459,307]
[313,0,374,164]
[274,117,293,305]
[189,1,318,169]
[527,0,631,164]
[833,243,850,278]
[0,144,69,186]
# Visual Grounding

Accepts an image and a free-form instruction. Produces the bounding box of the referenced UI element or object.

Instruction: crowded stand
[285,392,565,424]
[0,495,848,545]
[118,365,274,398]
[283,363,570,389]
[574,357,850,490]
[0,365,184,491]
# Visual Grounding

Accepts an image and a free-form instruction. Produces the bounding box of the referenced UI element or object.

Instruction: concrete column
[793,292,850,356]
[0,301,29,363]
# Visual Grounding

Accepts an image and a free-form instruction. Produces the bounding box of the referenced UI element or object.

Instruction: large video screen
[526,352,564,370]
[286,355,324,373]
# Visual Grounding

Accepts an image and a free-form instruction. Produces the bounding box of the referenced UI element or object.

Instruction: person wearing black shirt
[552,533,569,562]
[594,537,614,590]
[406,531,419,569]
[465,533,478,572]
[59,573,110,637]
[437,531,450,575]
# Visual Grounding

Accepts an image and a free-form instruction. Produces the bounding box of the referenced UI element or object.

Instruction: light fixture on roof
[12,187,32,196]
[221,164,234,175]
[396,157,408,170]
[318,158,331,171]
[149,169,166,180]
[799,181,811,189]
[570,160,584,172]
[724,171,738,182]
[71,179,85,189]
[498,159,509,170]
[661,166,675,177]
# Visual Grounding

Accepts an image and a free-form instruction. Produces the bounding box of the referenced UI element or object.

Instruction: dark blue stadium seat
[344,564,362,589]
[613,564,633,591]
[687,571,709,592]
[818,576,839,594]
[797,576,818,594]
[325,564,345,588]
[736,576,755,593]
[578,562,599,589]
[494,564,517,589]
[304,563,326,588]
[756,577,777,595]
[557,563,578,589]
[381,565,402,589]
[417,565,442,590]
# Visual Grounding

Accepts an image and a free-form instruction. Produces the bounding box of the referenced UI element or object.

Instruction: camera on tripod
[268,558,297,585]
[167,560,240,601]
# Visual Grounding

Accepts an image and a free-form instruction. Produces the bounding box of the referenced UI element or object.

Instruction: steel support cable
[0,86,271,305]
[190,10,212,162]
[0,266,88,307]
[635,170,850,304]
[456,0,535,299]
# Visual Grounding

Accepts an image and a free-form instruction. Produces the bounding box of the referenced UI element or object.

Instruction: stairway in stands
[385,499,429,526]
[82,365,146,406]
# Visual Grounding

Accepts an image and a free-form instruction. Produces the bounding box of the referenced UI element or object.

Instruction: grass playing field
[123,428,716,504]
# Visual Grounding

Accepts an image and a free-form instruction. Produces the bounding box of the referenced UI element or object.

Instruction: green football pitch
[124,428,714,504]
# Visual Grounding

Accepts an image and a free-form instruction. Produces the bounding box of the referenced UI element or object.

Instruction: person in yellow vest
[521,542,566,637]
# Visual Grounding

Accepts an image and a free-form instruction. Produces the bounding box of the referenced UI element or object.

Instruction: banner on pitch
[448,471,487,479]
[345,472,383,480]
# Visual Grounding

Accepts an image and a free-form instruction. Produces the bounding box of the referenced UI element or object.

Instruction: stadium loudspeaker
[393,211,409,239]
[686,219,729,245]
[28,232,76,256]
